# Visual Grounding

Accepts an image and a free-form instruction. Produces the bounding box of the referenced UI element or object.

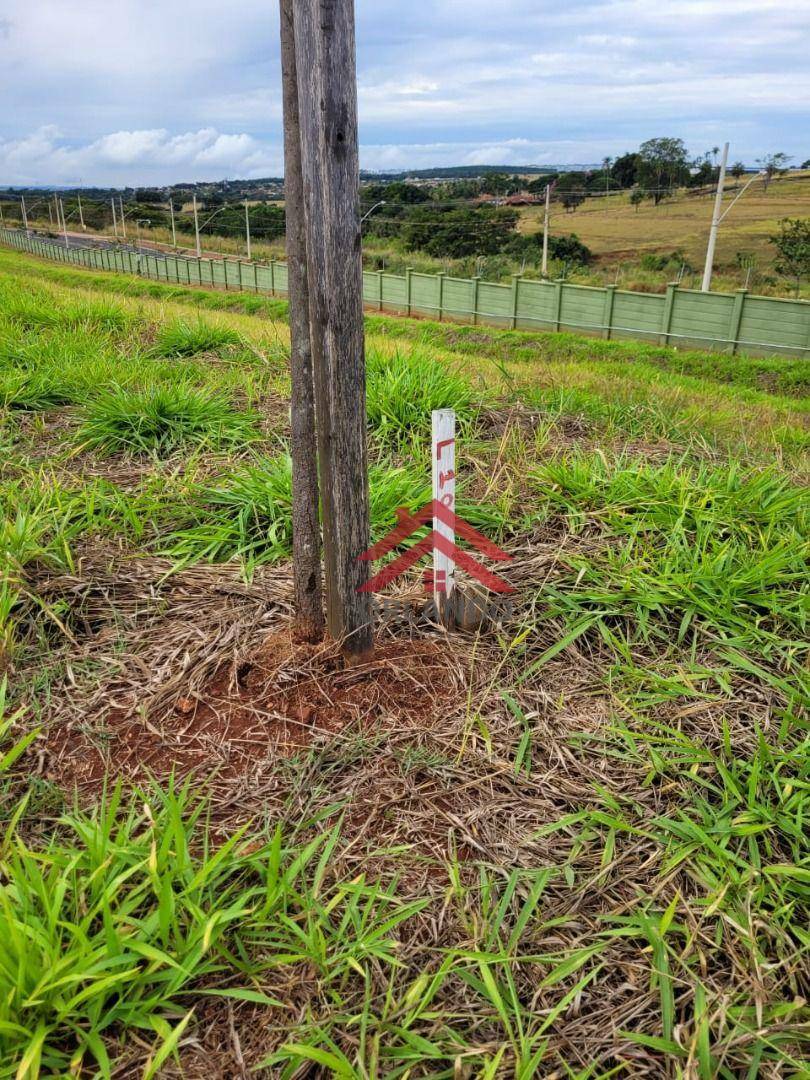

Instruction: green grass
[366,315,810,401]
[366,346,481,448]
[166,453,508,572]
[75,383,259,457]
[154,318,243,357]
[0,254,290,320]
[0,247,808,1078]
[528,452,809,705]
[0,780,424,1078]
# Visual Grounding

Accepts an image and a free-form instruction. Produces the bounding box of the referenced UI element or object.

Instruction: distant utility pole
[193,194,201,257]
[169,200,177,247]
[279,0,323,642]
[20,197,28,230]
[77,192,85,230]
[541,181,552,277]
[244,199,252,260]
[58,198,69,248]
[294,0,373,661]
[701,141,729,292]
[119,196,127,239]
[111,197,118,239]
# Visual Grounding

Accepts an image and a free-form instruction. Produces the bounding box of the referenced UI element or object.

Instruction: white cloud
[0,127,282,185]
[0,0,807,183]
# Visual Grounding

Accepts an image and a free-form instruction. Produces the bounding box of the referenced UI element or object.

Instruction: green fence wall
[2,228,808,357]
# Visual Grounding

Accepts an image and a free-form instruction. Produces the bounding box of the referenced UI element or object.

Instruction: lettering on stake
[432,409,456,621]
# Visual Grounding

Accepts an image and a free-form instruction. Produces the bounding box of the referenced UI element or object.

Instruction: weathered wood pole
[294,0,373,662]
[279,0,324,643]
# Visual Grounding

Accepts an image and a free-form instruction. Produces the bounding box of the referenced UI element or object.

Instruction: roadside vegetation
[9,163,810,298]
[0,247,808,1077]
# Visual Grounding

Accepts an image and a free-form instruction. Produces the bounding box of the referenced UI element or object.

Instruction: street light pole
[59,198,70,248]
[21,196,28,231]
[135,218,151,254]
[244,199,251,260]
[701,141,729,292]
[359,198,385,225]
[77,192,85,230]
[111,198,118,239]
[119,196,127,239]
[169,200,177,247]
[193,194,201,257]
[541,182,552,277]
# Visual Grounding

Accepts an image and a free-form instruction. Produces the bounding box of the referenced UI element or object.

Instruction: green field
[1,247,808,1078]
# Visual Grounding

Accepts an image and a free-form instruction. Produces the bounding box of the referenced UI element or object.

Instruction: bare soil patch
[45,633,458,791]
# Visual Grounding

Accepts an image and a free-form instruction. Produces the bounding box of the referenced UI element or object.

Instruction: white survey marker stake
[432,408,456,609]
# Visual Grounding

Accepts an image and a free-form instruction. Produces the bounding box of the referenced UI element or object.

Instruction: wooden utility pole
[279,0,324,643]
[293,0,373,661]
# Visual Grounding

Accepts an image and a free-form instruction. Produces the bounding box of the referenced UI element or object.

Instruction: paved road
[27,227,175,261]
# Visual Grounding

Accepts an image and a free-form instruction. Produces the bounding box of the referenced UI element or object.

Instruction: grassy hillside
[518,172,810,292]
[1,248,808,1077]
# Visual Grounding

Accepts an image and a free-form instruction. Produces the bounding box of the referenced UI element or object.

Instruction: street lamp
[360,199,386,225]
[193,202,233,258]
[135,219,151,254]
[21,197,48,232]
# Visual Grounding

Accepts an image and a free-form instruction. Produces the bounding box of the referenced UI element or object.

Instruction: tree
[611,152,639,189]
[560,191,585,213]
[757,152,791,192]
[629,187,645,212]
[688,158,717,189]
[552,171,587,212]
[507,231,592,266]
[363,180,429,205]
[486,173,521,196]
[770,217,810,297]
[401,206,519,258]
[802,159,810,170]
[636,137,690,204]
[526,173,558,196]
[730,161,746,180]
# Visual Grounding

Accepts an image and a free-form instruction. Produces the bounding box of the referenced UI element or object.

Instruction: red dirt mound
[46,633,459,792]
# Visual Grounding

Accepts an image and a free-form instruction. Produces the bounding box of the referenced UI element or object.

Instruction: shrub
[639,249,692,273]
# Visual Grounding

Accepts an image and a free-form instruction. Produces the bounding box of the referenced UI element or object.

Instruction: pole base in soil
[438,588,493,632]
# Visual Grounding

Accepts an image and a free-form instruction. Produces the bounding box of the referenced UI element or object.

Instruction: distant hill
[359,165,556,180]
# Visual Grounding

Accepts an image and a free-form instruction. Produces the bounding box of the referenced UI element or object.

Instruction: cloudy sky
[1,0,808,186]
